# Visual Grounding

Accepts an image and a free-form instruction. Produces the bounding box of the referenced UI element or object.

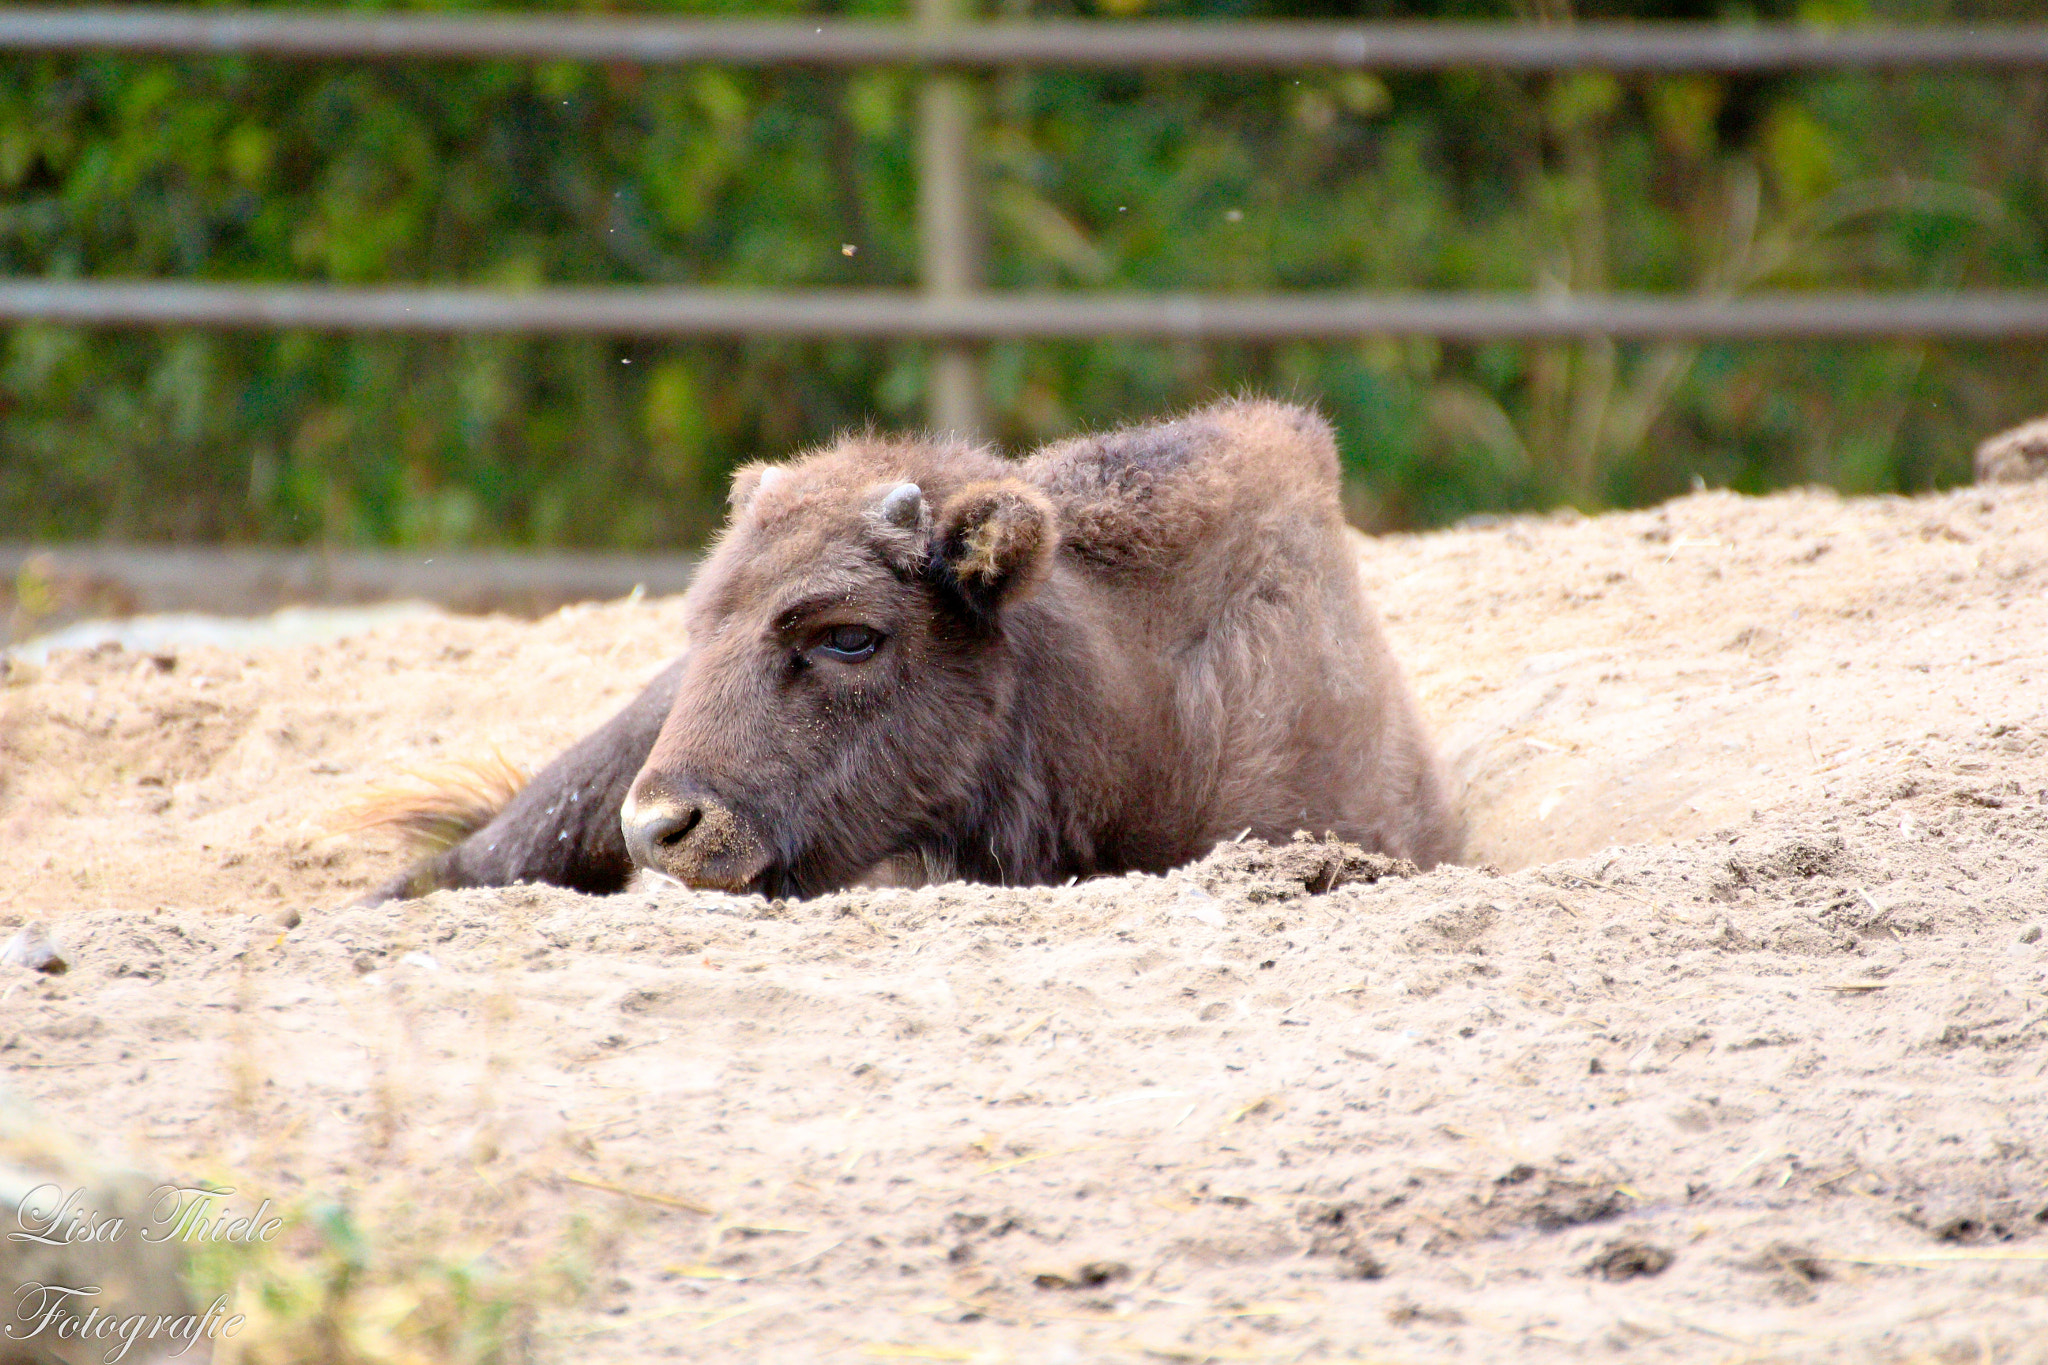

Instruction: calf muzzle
[622,786,771,894]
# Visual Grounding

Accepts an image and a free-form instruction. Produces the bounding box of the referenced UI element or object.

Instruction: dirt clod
[1587,1240,1675,1280]
[1032,1261,1130,1290]
[1387,1299,1466,1328]
[1185,833,1413,901]
[1976,415,2048,484]
[1,923,67,975]
[1523,1182,1633,1234]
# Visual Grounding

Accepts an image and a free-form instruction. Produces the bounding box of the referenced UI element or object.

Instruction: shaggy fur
[329,751,528,851]
[366,399,1457,903]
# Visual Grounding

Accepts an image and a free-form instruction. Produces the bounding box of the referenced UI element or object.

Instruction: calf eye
[815,625,882,662]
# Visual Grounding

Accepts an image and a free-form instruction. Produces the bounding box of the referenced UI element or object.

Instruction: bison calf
[368,399,1456,902]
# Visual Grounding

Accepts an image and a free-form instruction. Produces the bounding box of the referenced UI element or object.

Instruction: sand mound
[4,480,2045,1361]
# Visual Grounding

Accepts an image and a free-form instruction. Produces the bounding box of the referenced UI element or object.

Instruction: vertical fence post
[916,0,986,438]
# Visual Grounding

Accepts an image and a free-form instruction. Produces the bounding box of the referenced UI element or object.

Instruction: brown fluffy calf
[368,400,1456,902]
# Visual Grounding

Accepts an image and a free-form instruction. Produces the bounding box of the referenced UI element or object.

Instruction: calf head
[622,437,1058,897]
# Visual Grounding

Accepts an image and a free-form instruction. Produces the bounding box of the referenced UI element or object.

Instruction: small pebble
[275,907,303,930]
[2021,924,2042,945]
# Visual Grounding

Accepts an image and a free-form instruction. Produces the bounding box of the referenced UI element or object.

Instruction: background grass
[2,0,2044,548]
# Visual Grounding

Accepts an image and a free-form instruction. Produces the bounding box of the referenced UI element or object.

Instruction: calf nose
[622,787,769,892]
[625,800,702,874]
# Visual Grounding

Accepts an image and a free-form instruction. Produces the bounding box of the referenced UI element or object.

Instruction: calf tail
[325,749,529,854]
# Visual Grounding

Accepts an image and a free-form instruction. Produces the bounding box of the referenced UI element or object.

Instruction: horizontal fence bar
[0,541,696,626]
[5,9,2048,72]
[4,281,2048,341]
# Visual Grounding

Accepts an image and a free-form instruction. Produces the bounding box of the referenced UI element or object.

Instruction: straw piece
[558,1170,714,1216]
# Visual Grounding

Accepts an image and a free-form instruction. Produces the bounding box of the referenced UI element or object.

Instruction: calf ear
[935,479,1058,611]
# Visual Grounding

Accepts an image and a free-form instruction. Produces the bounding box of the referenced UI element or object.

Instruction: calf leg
[364,656,686,902]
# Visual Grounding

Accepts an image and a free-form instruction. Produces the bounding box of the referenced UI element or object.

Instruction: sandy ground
[3,478,2047,1363]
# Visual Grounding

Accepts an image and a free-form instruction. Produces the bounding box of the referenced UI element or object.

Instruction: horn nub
[878,481,923,529]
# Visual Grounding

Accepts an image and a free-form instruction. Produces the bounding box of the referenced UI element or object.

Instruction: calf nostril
[654,806,702,849]
[626,800,710,874]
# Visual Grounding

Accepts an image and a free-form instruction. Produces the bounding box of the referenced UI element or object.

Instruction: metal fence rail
[7,8,2048,72]
[0,541,699,626]
[6,281,2048,343]
[6,8,2048,434]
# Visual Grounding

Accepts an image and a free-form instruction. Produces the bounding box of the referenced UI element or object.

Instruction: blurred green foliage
[2,0,2045,547]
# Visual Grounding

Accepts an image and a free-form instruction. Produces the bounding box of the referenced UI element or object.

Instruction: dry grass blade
[1010,1011,1053,1043]
[320,748,529,851]
[1118,1341,1271,1362]
[558,1170,714,1216]
[1558,872,1653,905]
[1226,1094,1282,1123]
[668,1236,847,1282]
[1823,1249,2048,1265]
[549,1294,789,1340]
[977,1143,1118,1176]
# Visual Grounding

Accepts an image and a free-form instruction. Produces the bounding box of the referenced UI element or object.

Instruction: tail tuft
[323,749,528,853]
